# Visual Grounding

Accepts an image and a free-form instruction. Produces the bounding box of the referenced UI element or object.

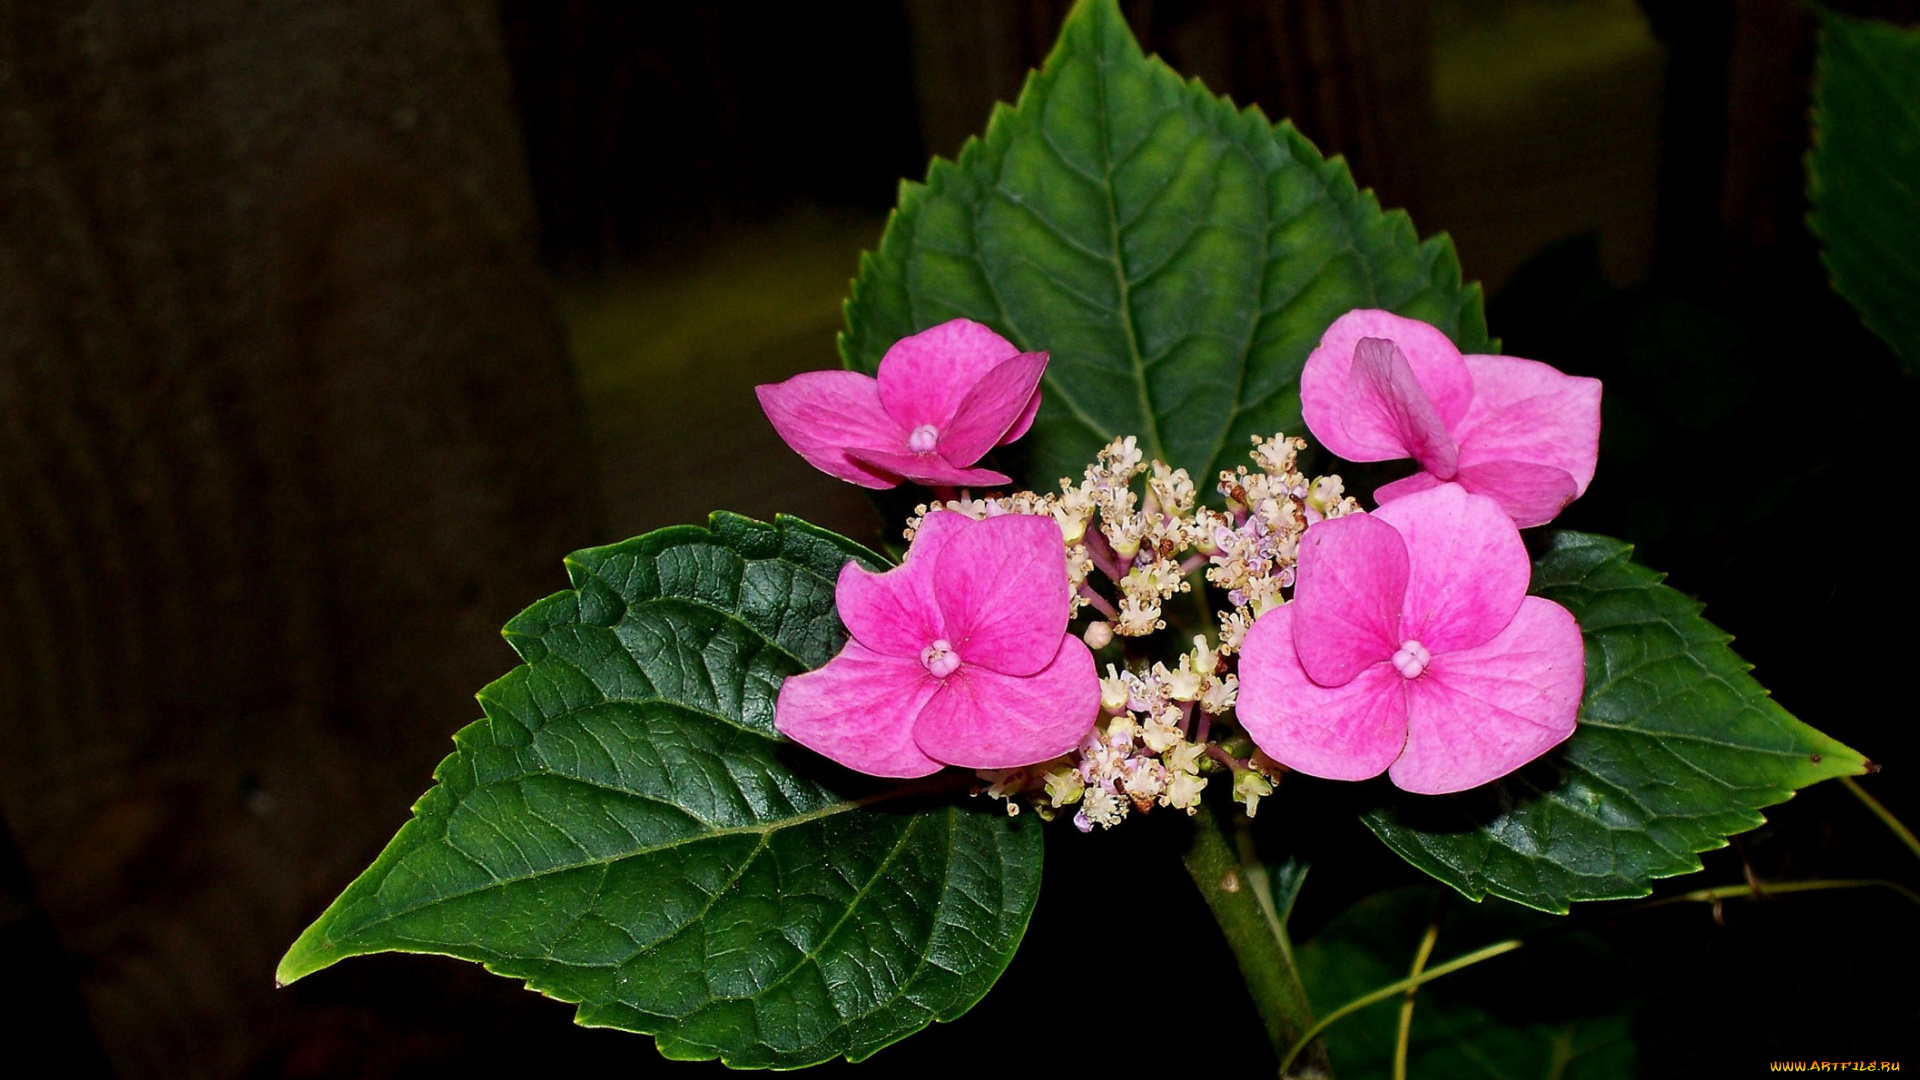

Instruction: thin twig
[1841,776,1920,865]
[1278,940,1525,1076]
[1628,876,1920,913]
[1392,911,1442,1080]
[1278,875,1916,1078]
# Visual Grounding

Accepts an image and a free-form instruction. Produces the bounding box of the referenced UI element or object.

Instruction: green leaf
[1809,10,1920,372]
[277,513,1044,1068]
[840,0,1487,490]
[1299,889,1636,1080]
[1363,532,1868,913]
[1269,857,1310,931]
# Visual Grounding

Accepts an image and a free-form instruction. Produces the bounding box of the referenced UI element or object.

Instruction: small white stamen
[907,424,940,453]
[1391,639,1430,679]
[922,638,961,678]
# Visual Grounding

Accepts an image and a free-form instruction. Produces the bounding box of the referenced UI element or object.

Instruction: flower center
[907,424,940,453]
[1391,639,1430,679]
[921,638,961,678]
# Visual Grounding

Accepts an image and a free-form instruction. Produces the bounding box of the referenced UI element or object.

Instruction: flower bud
[1083,620,1114,649]
[1234,769,1274,817]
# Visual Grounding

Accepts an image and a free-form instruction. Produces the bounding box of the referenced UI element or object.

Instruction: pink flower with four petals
[775,510,1098,777]
[1301,309,1602,528]
[756,319,1045,489]
[1236,483,1585,795]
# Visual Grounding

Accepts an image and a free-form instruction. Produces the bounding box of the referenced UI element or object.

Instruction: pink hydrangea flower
[1300,309,1602,528]
[756,319,1045,489]
[1236,483,1584,795]
[775,510,1098,777]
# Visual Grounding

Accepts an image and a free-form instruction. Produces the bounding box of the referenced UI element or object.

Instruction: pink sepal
[773,641,945,778]
[1000,387,1043,446]
[1455,461,1581,530]
[933,513,1071,677]
[1237,605,1409,781]
[1342,337,1460,474]
[1390,597,1585,794]
[846,448,1012,488]
[1456,355,1602,499]
[1290,513,1407,687]
[835,511,968,658]
[1372,470,1444,506]
[755,372,907,489]
[938,352,1049,466]
[1302,310,1474,462]
[912,636,1099,769]
[1372,483,1529,655]
[877,318,1022,431]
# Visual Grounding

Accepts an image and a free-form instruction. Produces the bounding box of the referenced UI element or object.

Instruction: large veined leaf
[841,0,1487,490]
[1809,10,1920,373]
[277,514,1043,1068]
[1298,889,1636,1080]
[1364,532,1867,913]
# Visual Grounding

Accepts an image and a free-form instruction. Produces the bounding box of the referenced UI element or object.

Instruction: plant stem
[1391,912,1441,1080]
[1629,875,1920,912]
[1841,776,1920,865]
[1180,804,1328,1077]
[1279,940,1526,1077]
[1268,874,1913,1079]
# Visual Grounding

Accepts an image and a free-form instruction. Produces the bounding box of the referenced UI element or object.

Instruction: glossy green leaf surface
[1809,11,1920,372]
[1364,532,1867,913]
[840,0,1487,489]
[1299,889,1636,1080]
[278,513,1043,1068]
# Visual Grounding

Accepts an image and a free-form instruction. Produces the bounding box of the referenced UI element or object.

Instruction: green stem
[1841,776,1920,865]
[1278,940,1526,1077]
[1630,876,1920,912]
[1181,804,1327,1077]
[1391,912,1441,1080]
[1269,874,1912,1079]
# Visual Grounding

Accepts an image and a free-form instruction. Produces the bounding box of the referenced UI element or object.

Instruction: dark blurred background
[3,1,1917,1076]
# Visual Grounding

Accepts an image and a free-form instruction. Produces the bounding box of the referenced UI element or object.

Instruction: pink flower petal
[1237,604,1409,781]
[1456,354,1602,500]
[834,510,970,658]
[774,641,945,778]
[1301,310,1475,461]
[756,371,910,489]
[1340,338,1460,474]
[1371,469,1445,507]
[937,351,1049,465]
[1454,460,1581,530]
[932,513,1071,677]
[846,448,1013,488]
[1291,513,1408,687]
[999,387,1042,446]
[1389,597,1585,794]
[876,318,1021,431]
[1372,483,1529,655]
[911,636,1099,768]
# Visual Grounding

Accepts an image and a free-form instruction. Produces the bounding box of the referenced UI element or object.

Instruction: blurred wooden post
[904,0,1433,213]
[0,1,599,1075]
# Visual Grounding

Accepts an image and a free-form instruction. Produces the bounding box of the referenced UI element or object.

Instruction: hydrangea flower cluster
[758,310,1600,822]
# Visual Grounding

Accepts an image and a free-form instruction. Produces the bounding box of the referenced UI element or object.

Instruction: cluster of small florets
[967,433,1359,828]
[1058,435,1232,637]
[976,633,1280,829]
[1207,434,1362,653]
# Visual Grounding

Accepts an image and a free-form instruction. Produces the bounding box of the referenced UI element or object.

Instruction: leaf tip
[276,920,349,988]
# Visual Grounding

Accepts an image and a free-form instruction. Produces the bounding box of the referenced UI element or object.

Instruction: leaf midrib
[1091,28,1167,465]
[334,788,889,944]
